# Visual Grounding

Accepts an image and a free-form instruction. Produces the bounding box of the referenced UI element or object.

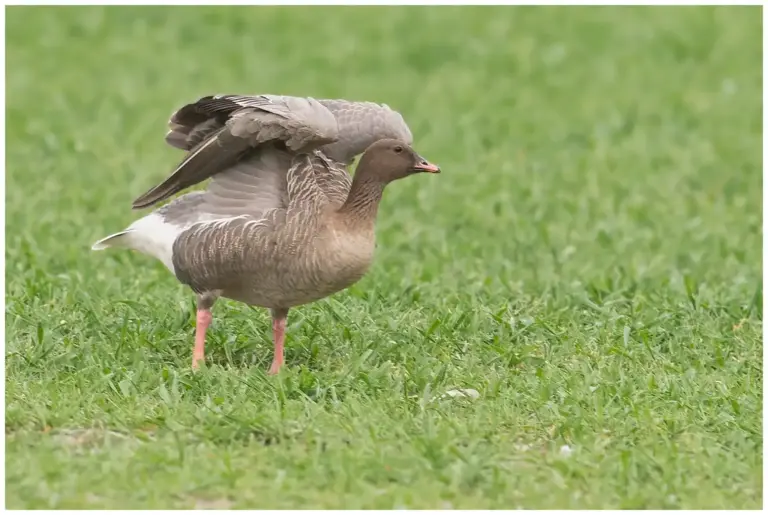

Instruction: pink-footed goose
[92,94,440,373]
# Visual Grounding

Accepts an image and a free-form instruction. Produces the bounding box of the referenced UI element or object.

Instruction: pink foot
[268,310,287,375]
[192,309,212,370]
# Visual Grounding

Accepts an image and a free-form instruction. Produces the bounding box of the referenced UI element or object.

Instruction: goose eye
[394,146,403,153]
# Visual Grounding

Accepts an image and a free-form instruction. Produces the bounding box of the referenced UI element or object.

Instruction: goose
[92,94,440,374]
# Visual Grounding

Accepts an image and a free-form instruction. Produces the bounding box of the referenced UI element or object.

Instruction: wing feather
[132,95,339,209]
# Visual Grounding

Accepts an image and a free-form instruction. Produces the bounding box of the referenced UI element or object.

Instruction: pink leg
[268,309,288,375]
[192,309,212,369]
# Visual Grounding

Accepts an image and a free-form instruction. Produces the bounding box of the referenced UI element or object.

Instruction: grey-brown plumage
[92,93,437,374]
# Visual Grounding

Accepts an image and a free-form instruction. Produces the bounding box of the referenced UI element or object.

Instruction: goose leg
[192,293,218,369]
[268,308,289,375]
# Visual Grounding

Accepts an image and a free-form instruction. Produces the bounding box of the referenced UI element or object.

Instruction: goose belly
[222,234,375,309]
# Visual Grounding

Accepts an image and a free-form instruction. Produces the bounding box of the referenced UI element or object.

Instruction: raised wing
[317,99,413,165]
[132,94,339,209]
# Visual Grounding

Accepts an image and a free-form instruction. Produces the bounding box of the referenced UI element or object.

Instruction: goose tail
[90,212,183,272]
[91,230,134,250]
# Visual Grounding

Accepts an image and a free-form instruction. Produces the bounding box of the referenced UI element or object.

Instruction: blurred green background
[5,5,762,509]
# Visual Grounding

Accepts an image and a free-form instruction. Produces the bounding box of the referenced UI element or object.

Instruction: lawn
[4,5,762,509]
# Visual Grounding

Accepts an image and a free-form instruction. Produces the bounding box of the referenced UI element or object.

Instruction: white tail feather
[91,213,183,272]
[91,230,135,250]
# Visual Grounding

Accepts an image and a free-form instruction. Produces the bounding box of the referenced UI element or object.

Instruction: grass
[4,5,763,509]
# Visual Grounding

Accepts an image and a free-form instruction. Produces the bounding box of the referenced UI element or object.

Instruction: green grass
[5,5,762,509]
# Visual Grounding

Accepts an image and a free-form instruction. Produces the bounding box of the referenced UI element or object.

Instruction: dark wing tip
[133,126,247,210]
[131,186,169,209]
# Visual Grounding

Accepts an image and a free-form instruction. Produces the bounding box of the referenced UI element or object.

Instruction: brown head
[354,138,440,184]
